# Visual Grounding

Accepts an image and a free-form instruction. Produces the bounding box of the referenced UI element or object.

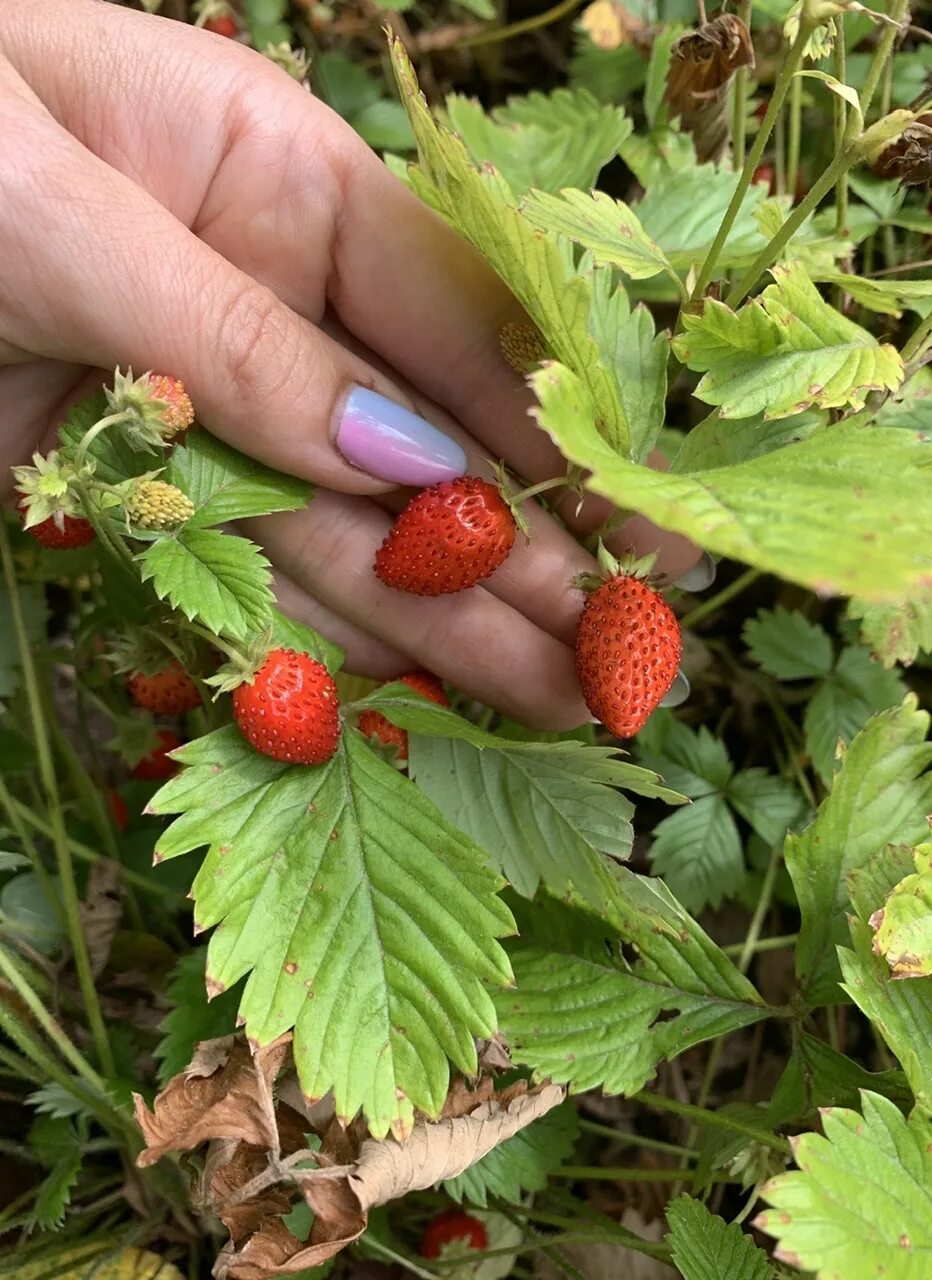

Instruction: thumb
[1,104,466,494]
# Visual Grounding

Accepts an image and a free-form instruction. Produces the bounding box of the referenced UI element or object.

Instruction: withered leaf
[664,15,755,162]
[214,1214,365,1280]
[81,858,124,978]
[875,117,932,188]
[202,1139,293,1245]
[134,1035,290,1168]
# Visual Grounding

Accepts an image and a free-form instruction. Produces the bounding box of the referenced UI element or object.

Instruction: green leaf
[803,647,907,785]
[667,1195,775,1280]
[672,261,903,419]
[743,607,834,680]
[0,872,65,956]
[638,712,733,796]
[446,89,630,195]
[755,1091,932,1277]
[314,53,381,117]
[150,727,513,1138]
[768,1031,912,1125]
[811,270,932,318]
[671,408,826,472]
[496,884,768,1095]
[351,100,415,152]
[444,1099,579,1207]
[155,951,240,1084]
[649,796,743,914]
[31,1147,83,1230]
[787,698,932,1005]
[636,166,775,273]
[870,845,932,980]
[408,732,682,904]
[839,919,932,1115]
[522,188,677,285]
[59,389,160,484]
[0,578,46,700]
[530,361,932,600]
[389,36,630,455]
[727,771,806,847]
[165,430,311,529]
[847,591,932,669]
[876,367,932,432]
[0,725,37,776]
[138,528,274,641]
[848,843,917,926]
[270,607,344,675]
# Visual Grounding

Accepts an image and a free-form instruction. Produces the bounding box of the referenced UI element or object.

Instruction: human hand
[0,0,703,729]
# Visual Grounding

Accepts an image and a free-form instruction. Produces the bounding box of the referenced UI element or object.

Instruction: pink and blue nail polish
[336,387,467,486]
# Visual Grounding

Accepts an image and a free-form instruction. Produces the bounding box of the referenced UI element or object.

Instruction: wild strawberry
[358,673,449,760]
[375,477,516,596]
[752,163,775,194]
[124,479,195,530]
[131,729,184,781]
[575,575,682,738]
[421,1209,488,1259]
[232,648,341,765]
[127,661,201,715]
[204,14,238,36]
[107,790,130,832]
[142,374,195,437]
[16,498,95,550]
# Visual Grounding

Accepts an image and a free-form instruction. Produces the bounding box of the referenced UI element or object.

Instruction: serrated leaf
[636,164,774,273]
[0,577,47,700]
[495,890,768,1095]
[812,270,932,318]
[803,647,906,784]
[389,36,630,454]
[638,712,733,796]
[839,919,932,1115]
[529,361,932,600]
[164,430,311,529]
[59,389,161,484]
[743,607,834,680]
[443,1099,579,1207]
[447,88,630,194]
[138,528,273,641]
[149,727,513,1138]
[727,771,806,847]
[155,950,240,1084]
[755,1091,932,1277]
[673,261,903,419]
[522,188,678,285]
[667,1195,775,1280]
[672,407,826,471]
[848,591,932,668]
[649,794,743,914]
[787,698,932,1005]
[848,843,917,925]
[31,1146,83,1230]
[768,1031,912,1126]
[870,845,932,980]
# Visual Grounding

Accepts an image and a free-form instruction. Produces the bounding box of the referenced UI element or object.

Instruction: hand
[0,0,702,729]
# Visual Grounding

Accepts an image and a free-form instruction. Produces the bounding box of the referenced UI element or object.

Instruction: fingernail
[336,387,467,486]
[674,552,716,593]
[660,670,691,708]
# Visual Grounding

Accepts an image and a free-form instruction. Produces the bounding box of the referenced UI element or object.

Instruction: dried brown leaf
[133,1036,290,1168]
[214,1214,364,1280]
[664,15,755,162]
[81,859,124,978]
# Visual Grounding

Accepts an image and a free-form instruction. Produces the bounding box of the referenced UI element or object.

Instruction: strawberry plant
[1,2,932,1279]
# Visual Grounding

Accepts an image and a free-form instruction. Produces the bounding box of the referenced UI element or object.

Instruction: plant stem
[72,412,133,471]
[456,0,586,48]
[834,14,848,237]
[633,1090,792,1155]
[690,18,815,301]
[900,307,932,366]
[722,932,797,957]
[0,518,115,1078]
[679,568,761,629]
[578,1116,698,1158]
[858,0,909,118]
[787,72,802,202]
[731,0,752,171]
[554,1165,735,1183]
[510,475,573,506]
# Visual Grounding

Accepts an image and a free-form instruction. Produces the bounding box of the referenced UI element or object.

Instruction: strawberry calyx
[573,544,659,594]
[13,451,96,531]
[204,629,275,696]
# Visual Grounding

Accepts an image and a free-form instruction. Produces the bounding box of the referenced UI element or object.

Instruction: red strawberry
[131,729,184,781]
[359,673,449,760]
[204,14,238,36]
[421,1210,488,1259]
[127,661,201,715]
[232,648,340,765]
[16,498,94,550]
[107,790,129,832]
[375,477,516,596]
[575,575,682,738]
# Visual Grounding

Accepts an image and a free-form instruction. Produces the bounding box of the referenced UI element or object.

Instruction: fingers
[250,494,591,732]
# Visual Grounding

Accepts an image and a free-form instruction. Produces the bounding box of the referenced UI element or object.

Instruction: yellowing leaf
[870,845,932,979]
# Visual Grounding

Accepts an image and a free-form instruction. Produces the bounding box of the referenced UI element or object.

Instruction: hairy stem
[633,1089,792,1154]
[679,568,761,629]
[731,0,753,170]
[834,14,848,237]
[858,0,909,118]
[456,0,586,49]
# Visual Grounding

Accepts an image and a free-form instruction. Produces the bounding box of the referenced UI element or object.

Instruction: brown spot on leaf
[283,962,298,976]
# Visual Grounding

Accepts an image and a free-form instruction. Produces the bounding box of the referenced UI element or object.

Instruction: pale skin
[0,0,699,730]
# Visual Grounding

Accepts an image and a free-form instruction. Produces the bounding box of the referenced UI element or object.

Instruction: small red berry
[421,1210,488,1259]
[575,575,682,738]
[752,163,775,194]
[375,477,516,596]
[107,790,130,832]
[16,497,95,551]
[204,14,238,37]
[232,649,341,765]
[131,729,184,781]
[127,662,201,716]
[142,373,195,437]
[358,673,449,761]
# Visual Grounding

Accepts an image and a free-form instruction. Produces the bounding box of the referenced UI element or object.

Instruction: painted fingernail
[660,670,691,708]
[336,387,467,486]
[674,552,716,593]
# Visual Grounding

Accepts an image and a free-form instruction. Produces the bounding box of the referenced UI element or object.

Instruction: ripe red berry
[575,575,682,739]
[127,662,201,716]
[204,14,238,37]
[131,729,184,781]
[232,649,341,765]
[752,163,775,194]
[358,673,449,761]
[16,498,95,551]
[107,790,129,832]
[421,1210,488,1259]
[375,477,516,596]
